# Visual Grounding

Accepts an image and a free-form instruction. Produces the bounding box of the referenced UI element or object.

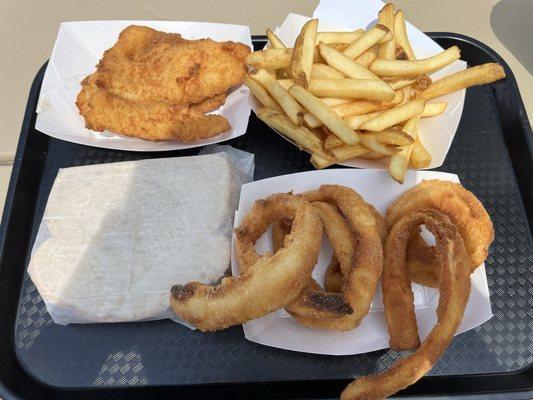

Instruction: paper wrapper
[248,0,467,169]
[36,21,252,152]
[28,148,254,326]
[232,169,492,355]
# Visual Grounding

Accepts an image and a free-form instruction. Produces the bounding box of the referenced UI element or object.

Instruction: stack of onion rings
[262,185,385,331]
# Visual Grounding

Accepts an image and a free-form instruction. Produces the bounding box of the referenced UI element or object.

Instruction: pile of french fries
[245,3,506,183]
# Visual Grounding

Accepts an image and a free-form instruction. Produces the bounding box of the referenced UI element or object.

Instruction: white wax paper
[28,148,254,325]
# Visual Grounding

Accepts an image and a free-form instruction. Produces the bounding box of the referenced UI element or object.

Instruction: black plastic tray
[0,34,532,400]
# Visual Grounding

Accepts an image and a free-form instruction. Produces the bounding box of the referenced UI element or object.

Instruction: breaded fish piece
[190,92,227,114]
[76,75,230,142]
[100,25,183,62]
[95,26,250,105]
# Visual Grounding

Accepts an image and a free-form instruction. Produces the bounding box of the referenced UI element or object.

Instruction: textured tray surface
[13,38,533,389]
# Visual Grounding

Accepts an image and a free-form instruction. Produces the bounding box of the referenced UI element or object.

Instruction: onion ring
[323,205,387,294]
[288,185,384,331]
[324,256,342,293]
[284,201,357,319]
[341,209,472,399]
[386,180,493,287]
[265,201,356,318]
[170,193,322,332]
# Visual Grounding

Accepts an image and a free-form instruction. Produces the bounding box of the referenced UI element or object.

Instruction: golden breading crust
[386,179,494,287]
[94,26,250,105]
[76,75,230,142]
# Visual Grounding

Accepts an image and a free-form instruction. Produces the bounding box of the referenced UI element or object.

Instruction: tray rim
[0,32,531,400]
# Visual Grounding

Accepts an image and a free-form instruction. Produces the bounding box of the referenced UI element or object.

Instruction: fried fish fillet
[76,25,248,142]
[77,75,230,142]
[190,92,227,113]
[95,25,250,105]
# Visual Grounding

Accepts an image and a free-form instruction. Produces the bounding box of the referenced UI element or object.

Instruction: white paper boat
[232,169,492,355]
[36,20,252,152]
[248,0,467,170]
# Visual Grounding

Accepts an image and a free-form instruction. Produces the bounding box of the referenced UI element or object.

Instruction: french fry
[355,48,378,67]
[359,134,400,155]
[362,129,414,146]
[264,65,277,79]
[290,19,318,87]
[312,143,372,169]
[316,29,364,44]
[256,107,332,160]
[393,10,415,60]
[307,79,395,100]
[400,86,412,104]
[319,43,380,80]
[321,97,353,106]
[313,43,348,64]
[289,85,360,145]
[395,43,408,60]
[325,43,349,52]
[302,113,322,129]
[246,48,292,69]
[421,63,506,100]
[343,24,390,59]
[370,46,461,77]
[265,30,285,78]
[311,63,346,79]
[324,133,345,149]
[358,151,389,160]
[266,28,286,49]
[421,102,447,117]
[378,3,396,60]
[410,138,432,168]
[332,89,403,116]
[310,153,336,169]
[389,116,420,183]
[387,78,417,90]
[318,125,331,140]
[331,143,370,159]
[303,91,403,129]
[344,111,383,129]
[276,79,294,90]
[245,76,280,110]
[359,99,425,131]
[251,69,303,125]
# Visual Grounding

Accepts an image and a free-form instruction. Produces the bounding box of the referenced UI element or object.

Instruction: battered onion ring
[285,202,357,318]
[324,205,387,293]
[289,185,384,331]
[262,202,356,318]
[341,210,472,399]
[324,256,342,293]
[386,180,494,288]
[170,193,322,332]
